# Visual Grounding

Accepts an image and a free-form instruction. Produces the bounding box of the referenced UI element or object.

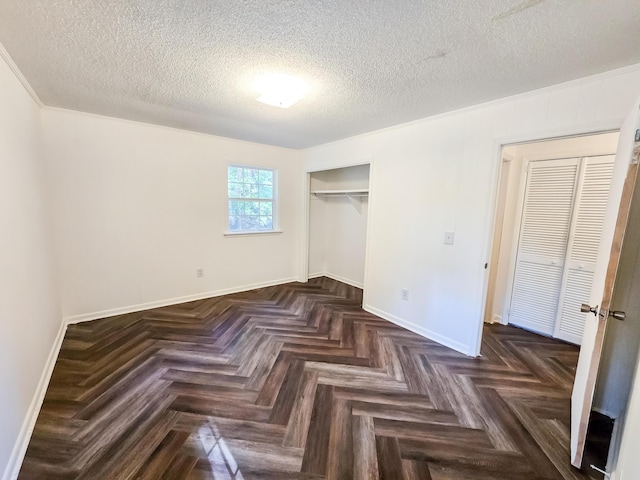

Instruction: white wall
[308,195,327,276]
[488,133,619,326]
[308,165,370,287]
[305,65,640,355]
[0,53,61,477]
[615,349,640,479]
[42,108,304,321]
[322,196,368,287]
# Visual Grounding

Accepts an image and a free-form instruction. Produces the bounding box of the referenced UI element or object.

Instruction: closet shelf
[311,189,369,213]
[310,189,369,197]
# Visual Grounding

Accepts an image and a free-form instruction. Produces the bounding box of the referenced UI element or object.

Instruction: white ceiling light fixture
[255,73,308,109]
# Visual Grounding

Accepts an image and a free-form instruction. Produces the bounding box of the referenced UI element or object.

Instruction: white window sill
[223,230,283,237]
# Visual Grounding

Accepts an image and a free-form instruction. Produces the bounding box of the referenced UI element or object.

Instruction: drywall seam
[363,304,471,356]
[2,321,66,480]
[0,43,43,108]
[64,277,300,325]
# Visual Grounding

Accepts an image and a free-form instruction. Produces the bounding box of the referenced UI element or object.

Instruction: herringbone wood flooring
[19,278,594,479]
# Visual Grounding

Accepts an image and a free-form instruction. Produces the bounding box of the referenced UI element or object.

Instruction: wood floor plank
[353,415,380,480]
[283,370,319,448]
[376,436,404,480]
[300,384,334,475]
[18,277,596,480]
[402,459,433,480]
[326,398,354,480]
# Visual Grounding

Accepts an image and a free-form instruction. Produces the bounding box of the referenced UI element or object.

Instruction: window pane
[243,184,260,198]
[245,201,260,216]
[228,166,276,232]
[259,216,273,230]
[228,166,243,183]
[229,200,244,216]
[259,185,273,199]
[259,201,272,216]
[259,170,273,185]
[245,169,259,184]
[228,182,243,198]
[229,216,241,231]
[241,216,259,231]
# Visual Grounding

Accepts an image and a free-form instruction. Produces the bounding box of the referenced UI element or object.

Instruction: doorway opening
[485,132,620,346]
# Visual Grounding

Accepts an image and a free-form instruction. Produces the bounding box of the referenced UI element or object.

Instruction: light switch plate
[444,232,455,245]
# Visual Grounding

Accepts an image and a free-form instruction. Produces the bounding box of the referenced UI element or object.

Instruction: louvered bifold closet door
[509,158,579,335]
[554,155,615,344]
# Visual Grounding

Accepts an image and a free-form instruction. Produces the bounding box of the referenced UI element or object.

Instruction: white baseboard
[363,304,471,356]
[2,320,67,480]
[307,271,364,289]
[64,277,300,325]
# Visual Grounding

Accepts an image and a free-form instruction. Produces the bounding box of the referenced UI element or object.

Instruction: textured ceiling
[1,1,640,149]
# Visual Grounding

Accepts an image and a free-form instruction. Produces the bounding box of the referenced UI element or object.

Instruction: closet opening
[484,131,620,344]
[306,163,371,304]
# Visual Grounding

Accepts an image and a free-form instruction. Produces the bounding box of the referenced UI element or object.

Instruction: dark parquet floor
[19,277,595,479]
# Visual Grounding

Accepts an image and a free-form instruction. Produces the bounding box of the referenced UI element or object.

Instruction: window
[227,165,276,233]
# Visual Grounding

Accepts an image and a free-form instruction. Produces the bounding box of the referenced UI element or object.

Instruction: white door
[509,158,580,335]
[571,100,640,467]
[509,155,616,343]
[555,156,616,344]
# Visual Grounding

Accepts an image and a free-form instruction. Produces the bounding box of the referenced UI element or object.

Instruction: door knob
[581,304,599,316]
[609,311,626,321]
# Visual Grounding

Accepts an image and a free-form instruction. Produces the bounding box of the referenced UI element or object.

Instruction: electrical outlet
[401,289,409,301]
[196,268,204,278]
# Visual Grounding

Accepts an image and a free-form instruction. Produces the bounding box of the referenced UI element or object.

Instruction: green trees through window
[228,166,275,232]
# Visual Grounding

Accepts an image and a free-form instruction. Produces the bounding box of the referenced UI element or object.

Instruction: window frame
[225,164,279,236]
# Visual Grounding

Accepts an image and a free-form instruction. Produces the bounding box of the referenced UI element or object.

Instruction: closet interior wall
[308,164,370,289]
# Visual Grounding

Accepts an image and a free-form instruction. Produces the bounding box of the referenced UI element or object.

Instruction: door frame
[483,150,514,324]
[474,124,621,356]
[300,157,375,307]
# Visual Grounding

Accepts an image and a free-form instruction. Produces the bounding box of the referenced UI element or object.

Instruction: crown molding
[307,62,640,151]
[0,42,43,108]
